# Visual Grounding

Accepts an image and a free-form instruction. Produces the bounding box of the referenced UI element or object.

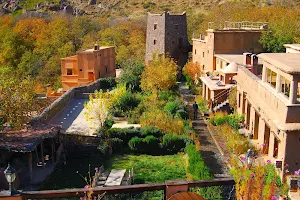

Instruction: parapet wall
[30,78,103,126]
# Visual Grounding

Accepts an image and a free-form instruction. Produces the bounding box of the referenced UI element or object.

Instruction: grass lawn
[104,153,188,184]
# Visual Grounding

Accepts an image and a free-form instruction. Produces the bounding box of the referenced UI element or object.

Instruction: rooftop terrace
[208,21,268,31]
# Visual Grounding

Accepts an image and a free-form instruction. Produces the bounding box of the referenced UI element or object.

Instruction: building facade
[145,12,190,67]
[236,52,300,179]
[192,21,266,73]
[61,45,116,91]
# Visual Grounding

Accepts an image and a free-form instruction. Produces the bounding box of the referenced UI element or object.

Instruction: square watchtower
[145,12,190,67]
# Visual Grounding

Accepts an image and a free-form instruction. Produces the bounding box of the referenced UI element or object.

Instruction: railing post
[165,180,188,199]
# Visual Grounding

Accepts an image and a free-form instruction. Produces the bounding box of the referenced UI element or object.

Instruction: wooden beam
[40,142,45,168]
[28,152,33,182]
[51,139,55,164]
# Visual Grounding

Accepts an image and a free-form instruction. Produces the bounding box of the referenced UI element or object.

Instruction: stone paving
[179,82,231,177]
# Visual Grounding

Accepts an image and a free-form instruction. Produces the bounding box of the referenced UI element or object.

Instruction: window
[154,40,157,45]
[266,68,277,88]
[281,76,290,98]
[154,24,157,30]
[67,69,73,75]
[98,71,100,77]
[175,24,178,29]
[203,52,205,57]
[207,50,209,54]
[238,93,241,108]
[80,69,83,72]
[105,66,108,73]
[194,49,197,55]
[273,136,279,158]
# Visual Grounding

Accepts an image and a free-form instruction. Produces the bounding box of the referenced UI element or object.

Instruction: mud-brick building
[192,21,267,74]
[61,44,116,91]
[145,12,190,67]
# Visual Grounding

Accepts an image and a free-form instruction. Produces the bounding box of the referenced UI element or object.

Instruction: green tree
[119,60,145,91]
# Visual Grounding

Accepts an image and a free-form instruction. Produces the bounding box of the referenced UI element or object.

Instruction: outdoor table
[104,169,126,186]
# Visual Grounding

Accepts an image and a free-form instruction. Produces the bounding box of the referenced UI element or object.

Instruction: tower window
[80,69,83,72]
[154,24,157,30]
[154,40,157,45]
[67,69,73,75]
[194,49,197,55]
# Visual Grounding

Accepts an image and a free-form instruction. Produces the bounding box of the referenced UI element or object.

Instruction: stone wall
[30,78,104,126]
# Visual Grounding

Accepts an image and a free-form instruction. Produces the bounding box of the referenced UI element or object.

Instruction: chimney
[94,43,99,51]
[251,54,258,75]
[243,53,252,65]
[46,84,52,97]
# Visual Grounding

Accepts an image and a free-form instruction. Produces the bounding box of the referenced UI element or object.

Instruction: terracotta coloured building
[61,44,116,91]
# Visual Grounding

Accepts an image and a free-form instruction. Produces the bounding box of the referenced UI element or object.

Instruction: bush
[209,112,244,130]
[158,90,177,101]
[104,118,114,129]
[111,92,141,117]
[111,138,123,153]
[140,126,163,138]
[165,100,188,119]
[99,77,116,90]
[162,134,187,154]
[128,137,144,153]
[107,128,141,144]
[143,135,160,154]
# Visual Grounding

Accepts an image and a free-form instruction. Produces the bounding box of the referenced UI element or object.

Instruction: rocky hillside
[1,0,300,17]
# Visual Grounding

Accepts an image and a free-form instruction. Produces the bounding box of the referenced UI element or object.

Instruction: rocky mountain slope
[1,0,300,17]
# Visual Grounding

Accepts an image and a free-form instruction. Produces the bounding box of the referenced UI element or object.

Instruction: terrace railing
[2,178,235,200]
[208,21,268,31]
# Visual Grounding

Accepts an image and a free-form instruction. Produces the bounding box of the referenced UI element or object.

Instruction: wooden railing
[2,178,235,200]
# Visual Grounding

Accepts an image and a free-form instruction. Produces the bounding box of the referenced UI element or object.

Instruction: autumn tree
[140,55,178,95]
[183,61,202,83]
[0,76,42,130]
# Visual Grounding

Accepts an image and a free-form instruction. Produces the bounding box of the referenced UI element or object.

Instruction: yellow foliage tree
[140,54,178,94]
[140,108,184,135]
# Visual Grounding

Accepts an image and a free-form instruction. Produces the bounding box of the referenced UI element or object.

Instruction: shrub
[162,134,187,154]
[140,126,163,138]
[209,112,244,130]
[165,100,188,119]
[104,118,114,129]
[158,90,177,101]
[111,138,123,153]
[111,92,141,117]
[143,135,160,154]
[99,77,116,89]
[107,128,141,144]
[128,137,144,153]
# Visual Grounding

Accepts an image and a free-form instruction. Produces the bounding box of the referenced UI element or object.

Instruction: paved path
[179,82,230,177]
[49,98,98,136]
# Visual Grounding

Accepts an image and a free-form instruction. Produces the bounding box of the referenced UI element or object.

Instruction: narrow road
[179,82,230,177]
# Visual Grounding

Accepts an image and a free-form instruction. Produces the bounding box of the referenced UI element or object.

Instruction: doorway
[254,111,259,140]
[263,124,270,154]
[88,72,94,82]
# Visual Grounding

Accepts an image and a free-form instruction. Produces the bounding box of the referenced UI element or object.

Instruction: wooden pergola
[0,125,61,182]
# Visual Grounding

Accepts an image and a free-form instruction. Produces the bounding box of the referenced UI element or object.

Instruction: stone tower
[145,12,190,67]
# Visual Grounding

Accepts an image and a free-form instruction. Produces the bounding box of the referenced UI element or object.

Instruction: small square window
[80,69,83,72]
[154,40,157,45]
[154,24,157,30]
[67,69,73,75]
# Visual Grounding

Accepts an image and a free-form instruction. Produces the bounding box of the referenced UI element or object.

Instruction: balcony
[236,66,300,127]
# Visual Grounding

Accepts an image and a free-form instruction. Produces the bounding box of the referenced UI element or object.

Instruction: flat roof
[258,53,300,74]
[76,46,114,54]
[200,76,234,91]
[284,44,300,51]
[215,54,263,65]
[61,55,78,60]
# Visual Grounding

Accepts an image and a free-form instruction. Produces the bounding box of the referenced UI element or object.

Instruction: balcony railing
[1,178,235,200]
[208,21,268,31]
